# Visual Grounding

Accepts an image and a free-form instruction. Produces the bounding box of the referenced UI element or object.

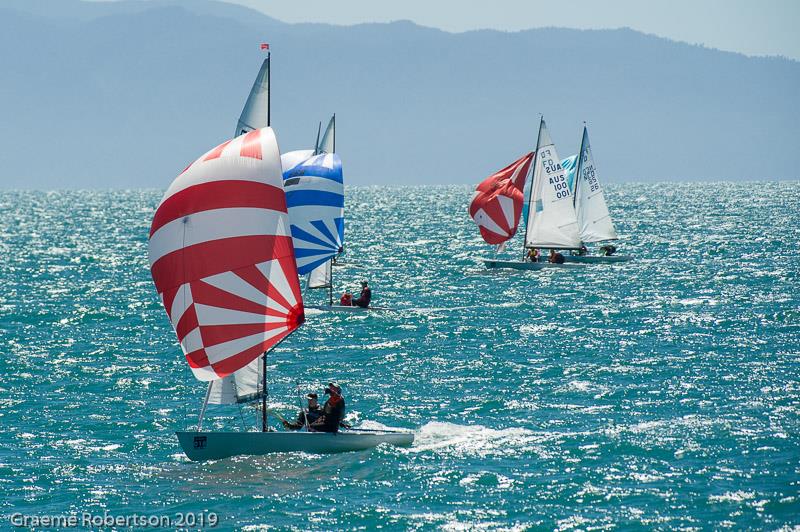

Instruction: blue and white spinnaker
[281,152,345,275]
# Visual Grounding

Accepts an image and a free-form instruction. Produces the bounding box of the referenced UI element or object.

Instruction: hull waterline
[483,259,584,270]
[305,305,395,313]
[177,430,414,461]
[562,255,633,264]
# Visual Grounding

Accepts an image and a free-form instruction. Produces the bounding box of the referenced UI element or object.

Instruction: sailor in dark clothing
[353,280,371,308]
[600,244,617,256]
[309,383,349,433]
[282,393,323,430]
[548,249,565,264]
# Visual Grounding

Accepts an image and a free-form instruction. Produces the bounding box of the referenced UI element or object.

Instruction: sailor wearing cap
[282,392,323,430]
[309,382,350,433]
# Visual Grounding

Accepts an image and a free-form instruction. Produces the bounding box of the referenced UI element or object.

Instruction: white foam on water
[406,421,540,457]
[709,490,756,503]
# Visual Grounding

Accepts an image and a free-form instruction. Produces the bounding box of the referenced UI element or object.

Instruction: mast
[257,329,298,432]
[261,352,267,432]
[332,113,336,153]
[573,123,587,207]
[328,271,333,305]
[266,51,271,127]
[521,116,544,260]
[328,259,334,306]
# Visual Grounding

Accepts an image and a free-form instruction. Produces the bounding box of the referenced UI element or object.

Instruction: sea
[1,182,798,530]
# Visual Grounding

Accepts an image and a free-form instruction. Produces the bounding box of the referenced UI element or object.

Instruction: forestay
[524,119,582,249]
[573,126,618,243]
[469,153,534,245]
[282,153,345,274]
[235,57,270,136]
[148,127,305,381]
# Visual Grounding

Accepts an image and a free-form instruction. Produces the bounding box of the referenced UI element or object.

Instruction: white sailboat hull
[176,430,414,461]
[561,254,633,264]
[483,259,583,270]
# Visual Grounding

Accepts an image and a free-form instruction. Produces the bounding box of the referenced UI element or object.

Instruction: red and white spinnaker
[149,127,304,381]
[469,152,534,246]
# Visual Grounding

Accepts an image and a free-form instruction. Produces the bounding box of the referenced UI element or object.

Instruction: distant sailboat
[561,125,632,263]
[479,117,584,270]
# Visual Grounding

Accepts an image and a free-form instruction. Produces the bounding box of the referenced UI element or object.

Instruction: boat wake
[405,421,540,457]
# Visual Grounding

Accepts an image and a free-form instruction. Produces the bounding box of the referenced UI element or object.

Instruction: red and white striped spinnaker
[148,127,305,381]
[469,152,534,246]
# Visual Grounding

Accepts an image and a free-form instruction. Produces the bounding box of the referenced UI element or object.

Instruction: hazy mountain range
[1,0,797,188]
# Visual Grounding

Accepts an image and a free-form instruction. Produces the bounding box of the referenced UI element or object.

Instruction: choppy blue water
[1,183,798,530]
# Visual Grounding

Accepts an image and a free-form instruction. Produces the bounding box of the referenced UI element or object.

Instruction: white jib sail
[317,115,335,154]
[525,119,582,249]
[574,126,618,243]
[235,57,269,137]
[208,355,264,405]
[307,259,332,289]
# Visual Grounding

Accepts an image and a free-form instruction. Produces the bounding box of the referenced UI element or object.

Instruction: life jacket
[310,395,346,433]
[340,294,352,306]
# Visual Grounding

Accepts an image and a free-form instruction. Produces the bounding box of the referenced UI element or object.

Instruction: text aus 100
[540,148,572,199]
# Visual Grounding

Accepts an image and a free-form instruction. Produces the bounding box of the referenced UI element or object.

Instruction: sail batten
[524,119,582,249]
[149,127,304,382]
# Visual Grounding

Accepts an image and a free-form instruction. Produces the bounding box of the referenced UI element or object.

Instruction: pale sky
[224,0,800,60]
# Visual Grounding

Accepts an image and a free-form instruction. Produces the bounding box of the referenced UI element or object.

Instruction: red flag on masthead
[260,43,270,50]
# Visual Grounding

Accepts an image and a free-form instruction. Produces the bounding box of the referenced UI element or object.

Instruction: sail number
[582,164,600,193]
[541,149,571,199]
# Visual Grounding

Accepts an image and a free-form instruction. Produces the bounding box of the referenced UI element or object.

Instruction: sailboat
[234,51,368,311]
[150,127,413,461]
[149,53,412,462]
[561,125,632,263]
[480,117,584,270]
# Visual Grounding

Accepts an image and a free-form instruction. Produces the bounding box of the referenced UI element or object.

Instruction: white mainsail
[317,114,335,154]
[235,56,270,136]
[524,119,582,249]
[573,126,618,243]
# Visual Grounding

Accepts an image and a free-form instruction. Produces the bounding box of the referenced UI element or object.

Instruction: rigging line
[295,380,310,431]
